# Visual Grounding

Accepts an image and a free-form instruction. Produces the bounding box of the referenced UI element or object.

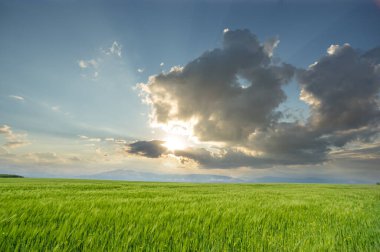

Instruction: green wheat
[0,179,379,251]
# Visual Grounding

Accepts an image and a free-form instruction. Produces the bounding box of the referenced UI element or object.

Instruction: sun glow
[163,136,187,151]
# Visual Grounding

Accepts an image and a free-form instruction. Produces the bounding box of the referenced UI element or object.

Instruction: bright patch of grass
[1,179,379,251]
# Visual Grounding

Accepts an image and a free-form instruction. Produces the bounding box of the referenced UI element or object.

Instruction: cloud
[69,156,81,162]
[297,44,380,143]
[246,123,330,165]
[0,146,9,155]
[4,141,29,149]
[0,125,12,135]
[8,95,24,101]
[78,41,123,80]
[135,30,380,169]
[126,139,267,168]
[114,139,127,144]
[78,60,87,68]
[88,138,102,142]
[245,44,380,167]
[171,129,329,169]
[127,140,167,158]
[106,41,122,57]
[19,152,71,165]
[78,58,100,79]
[51,106,60,112]
[137,68,144,73]
[327,44,341,55]
[140,29,295,143]
[263,37,280,58]
[331,141,380,160]
[160,62,164,67]
[243,44,380,167]
[78,135,101,142]
[0,125,30,149]
[78,59,98,69]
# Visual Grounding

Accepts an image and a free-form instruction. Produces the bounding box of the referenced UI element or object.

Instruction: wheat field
[1,179,379,251]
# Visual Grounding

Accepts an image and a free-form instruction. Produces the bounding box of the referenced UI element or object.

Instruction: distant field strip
[0,179,379,251]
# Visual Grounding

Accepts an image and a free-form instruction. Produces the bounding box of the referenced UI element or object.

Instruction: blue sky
[1,0,380,183]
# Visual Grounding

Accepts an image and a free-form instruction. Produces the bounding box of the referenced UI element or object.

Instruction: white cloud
[78,41,122,80]
[51,106,60,112]
[88,138,102,142]
[77,58,100,80]
[78,59,98,69]
[137,68,144,73]
[78,60,88,68]
[263,37,280,57]
[327,43,350,55]
[106,41,122,57]
[8,95,24,101]
[327,44,340,55]
[114,139,127,144]
[160,62,164,67]
[78,135,101,142]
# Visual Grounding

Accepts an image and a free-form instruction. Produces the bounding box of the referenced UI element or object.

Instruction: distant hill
[0,174,24,178]
[78,169,243,183]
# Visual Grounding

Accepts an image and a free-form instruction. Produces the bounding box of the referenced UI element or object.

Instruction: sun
[163,136,187,151]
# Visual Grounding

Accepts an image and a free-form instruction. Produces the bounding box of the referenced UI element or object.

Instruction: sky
[0,0,380,183]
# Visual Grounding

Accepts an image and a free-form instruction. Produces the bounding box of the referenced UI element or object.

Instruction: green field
[1,179,379,251]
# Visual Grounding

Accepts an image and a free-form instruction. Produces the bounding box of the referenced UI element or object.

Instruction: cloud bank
[133,29,380,169]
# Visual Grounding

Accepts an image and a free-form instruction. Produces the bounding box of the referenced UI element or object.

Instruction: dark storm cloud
[174,147,266,168]
[297,44,380,146]
[172,123,329,168]
[137,30,380,169]
[127,140,167,158]
[241,44,380,166]
[362,47,380,65]
[298,44,380,134]
[245,44,380,166]
[248,124,330,164]
[142,29,295,142]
